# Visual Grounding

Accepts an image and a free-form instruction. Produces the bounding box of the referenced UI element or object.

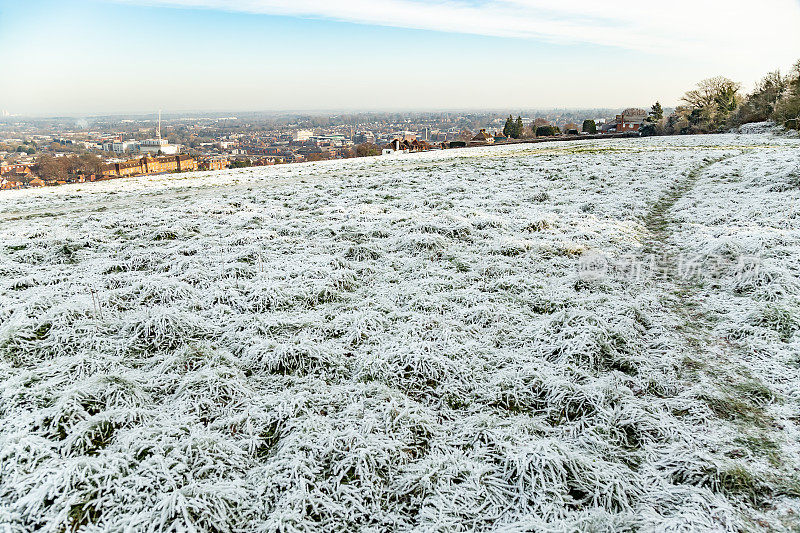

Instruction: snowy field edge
[1,133,799,532]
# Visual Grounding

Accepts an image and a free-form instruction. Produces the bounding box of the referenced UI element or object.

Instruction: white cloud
[119,0,800,64]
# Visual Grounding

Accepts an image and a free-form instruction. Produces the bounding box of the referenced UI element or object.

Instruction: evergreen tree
[648,102,664,122]
[536,125,560,137]
[639,123,657,136]
[503,115,514,137]
[514,116,524,138]
[582,119,597,134]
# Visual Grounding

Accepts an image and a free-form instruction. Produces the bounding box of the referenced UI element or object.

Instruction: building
[3,171,32,184]
[353,131,376,144]
[293,130,314,142]
[615,108,648,132]
[0,163,32,176]
[104,140,140,154]
[382,138,408,156]
[469,129,494,146]
[381,138,430,156]
[309,134,346,147]
[390,130,417,142]
[198,158,230,171]
[600,122,617,133]
[140,138,181,155]
[140,111,181,155]
[1,178,21,190]
[106,154,197,178]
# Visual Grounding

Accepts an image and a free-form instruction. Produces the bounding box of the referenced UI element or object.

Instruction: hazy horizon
[1,0,799,115]
[0,106,668,121]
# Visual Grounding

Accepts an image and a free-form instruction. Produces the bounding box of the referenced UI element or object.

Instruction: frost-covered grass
[1,135,799,531]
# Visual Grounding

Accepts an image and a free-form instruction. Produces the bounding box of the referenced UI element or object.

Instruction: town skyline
[2,0,799,115]
[2,105,664,190]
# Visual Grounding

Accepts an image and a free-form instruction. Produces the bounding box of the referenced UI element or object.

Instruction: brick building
[198,158,230,171]
[0,163,32,176]
[105,154,197,178]
[615,108,648,132]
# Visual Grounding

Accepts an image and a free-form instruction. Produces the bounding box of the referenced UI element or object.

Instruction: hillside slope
[1,135,799,531]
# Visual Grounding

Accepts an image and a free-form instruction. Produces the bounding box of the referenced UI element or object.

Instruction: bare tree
[355,143,381,157]
[681,76,741,130]
[34,155,68,181]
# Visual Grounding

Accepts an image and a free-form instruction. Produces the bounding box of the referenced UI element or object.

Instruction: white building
[113,140,139,154]
[293,130,314,142]
[103,140,140,154]
[354,131,375,144]
[140,138,180,155]
[139,111,180,155]
[382,139,409,156]
[309,134,346,147]
[390,130,417,141]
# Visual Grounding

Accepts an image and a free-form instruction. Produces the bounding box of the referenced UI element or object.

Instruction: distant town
[0,107,659,190]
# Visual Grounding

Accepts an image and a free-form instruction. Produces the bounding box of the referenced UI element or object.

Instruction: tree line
[34,154,106,181]
[642,60,800,135]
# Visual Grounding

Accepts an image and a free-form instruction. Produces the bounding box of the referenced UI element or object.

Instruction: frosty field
[1,134,799,532]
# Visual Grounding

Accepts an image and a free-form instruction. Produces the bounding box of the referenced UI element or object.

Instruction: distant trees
[66,154,104,175]
[731,62,800,129]
[33,153,105,180]
[16,144,35,155]
[503,115,514,137]
[640,103,664,136]
[530,118,549,137]
[648,102,663,122]
[622,59,800,137]
[715,84,741,126]
[536,125,560,137]
[34,155,65,180]
[662,60,800,134]
[355,143,381,157]
[739,71,787,123]
[679,76,742,132]
[682,77,735,109]
[665,110,690,135]
[639,123,657,137]
[582,120,597,134]
[774,61,800,129]
[656,77,741,135]
[503,115,524,138]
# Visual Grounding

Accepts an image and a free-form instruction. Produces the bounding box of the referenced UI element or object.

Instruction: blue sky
[1,0,799,115]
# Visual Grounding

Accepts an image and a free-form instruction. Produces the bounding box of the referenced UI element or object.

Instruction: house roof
[622,108,647,117]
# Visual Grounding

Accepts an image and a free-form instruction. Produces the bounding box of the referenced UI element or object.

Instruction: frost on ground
[735,122,779,135]
[734,122,799,138]
[1,135,799,532]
